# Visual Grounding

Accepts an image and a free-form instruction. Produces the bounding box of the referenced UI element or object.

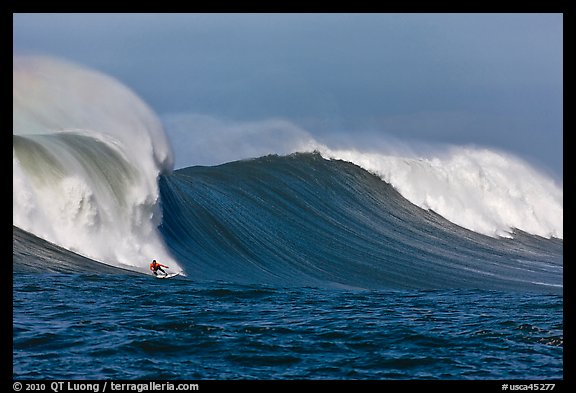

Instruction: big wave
[158,152,562,293]
[13,57,562,291]
[320,146,563,239]
[165,114,563,240]
[13,55,181,273]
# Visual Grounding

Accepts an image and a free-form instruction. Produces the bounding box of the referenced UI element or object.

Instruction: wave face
[158,153,562,293]
[13,56,179,272]
[320,146,563,239]
[164,114,563,240]
[12,57,562,292]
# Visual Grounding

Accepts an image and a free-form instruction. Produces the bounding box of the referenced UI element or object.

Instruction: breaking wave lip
[13,151,563,293]
[318,145,563,240]
[164,114,563,240]
[13,55,182,274]
[157,152,562,293]
[12,56,562,289]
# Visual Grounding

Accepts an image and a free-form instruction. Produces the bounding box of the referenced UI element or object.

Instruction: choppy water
[13,56,563,380]
[13,274,562,380]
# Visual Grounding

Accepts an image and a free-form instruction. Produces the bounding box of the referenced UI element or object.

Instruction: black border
[9,2,571,391]
[6,2,571,13]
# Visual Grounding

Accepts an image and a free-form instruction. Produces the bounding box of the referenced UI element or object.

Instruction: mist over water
[13,15,563,380]
[13,55,181,273]
[164,113,563,240]
[321,147,563,239]
[12,55,563,283]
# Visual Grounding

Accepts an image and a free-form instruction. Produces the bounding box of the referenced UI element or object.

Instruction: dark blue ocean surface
[154,154,563,293]
[13,58,563,381]
[13,273,562,380]
[13,154,563,380]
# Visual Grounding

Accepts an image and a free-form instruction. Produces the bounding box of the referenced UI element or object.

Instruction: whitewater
[163,114,563,240]
[13,55,180,273]
[13,56,563,282]
[13,55,563,381]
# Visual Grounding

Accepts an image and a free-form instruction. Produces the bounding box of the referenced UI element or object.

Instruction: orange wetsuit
[150,261,169,274]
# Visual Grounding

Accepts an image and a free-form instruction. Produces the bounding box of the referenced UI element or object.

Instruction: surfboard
[154,272,181,279]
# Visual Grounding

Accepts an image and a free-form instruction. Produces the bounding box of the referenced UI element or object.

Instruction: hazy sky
[13,13,563,176]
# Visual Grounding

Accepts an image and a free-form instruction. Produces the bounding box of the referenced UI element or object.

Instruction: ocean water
[13,56,563,380]
[13,274,563,380]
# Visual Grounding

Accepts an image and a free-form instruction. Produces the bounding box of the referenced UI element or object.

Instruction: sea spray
[164,113,563,240]
[13,55,181,273]
[319,146,563,239]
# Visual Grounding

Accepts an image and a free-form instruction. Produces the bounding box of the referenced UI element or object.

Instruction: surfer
[150,259,169,276]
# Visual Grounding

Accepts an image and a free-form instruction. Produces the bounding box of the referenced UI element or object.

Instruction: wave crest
[164,114,563,239]
[321,146,563,239]
[13,55,180,272]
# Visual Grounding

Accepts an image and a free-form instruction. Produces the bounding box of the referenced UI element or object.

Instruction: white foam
[164,114,563,239]
[13,55,181,273]
[317,145,563,239]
